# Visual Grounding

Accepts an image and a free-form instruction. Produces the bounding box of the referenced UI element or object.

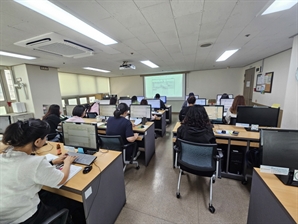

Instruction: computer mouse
[140,125,144,128]
[83,166,92,174]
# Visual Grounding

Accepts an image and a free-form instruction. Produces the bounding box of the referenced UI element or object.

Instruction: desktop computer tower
[229,148,244,175]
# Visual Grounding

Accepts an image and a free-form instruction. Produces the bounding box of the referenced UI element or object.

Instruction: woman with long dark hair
[225,95,245,124]
[42,104,62,141]
[177,105,216,143]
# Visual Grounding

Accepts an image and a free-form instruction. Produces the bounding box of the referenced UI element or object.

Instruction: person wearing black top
[154,93,167,110]
[179,96,196,122]
[177,105,216,144]
[42,104,62,141]
[106,103,139,160]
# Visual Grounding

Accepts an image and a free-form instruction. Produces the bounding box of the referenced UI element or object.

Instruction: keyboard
[67,152,96,166]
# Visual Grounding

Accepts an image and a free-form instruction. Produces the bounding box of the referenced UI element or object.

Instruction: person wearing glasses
[0,119,76,224]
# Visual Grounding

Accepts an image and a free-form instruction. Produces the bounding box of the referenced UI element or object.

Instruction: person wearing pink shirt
[65,105,86,122]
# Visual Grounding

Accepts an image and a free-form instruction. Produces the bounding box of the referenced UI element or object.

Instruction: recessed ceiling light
[14,0,117,45]
[83,67,110,73]
[0,51,37,60]
[200,43,212,47]
[140,60,159,68]
[216,49,239,62]
[262,0,298,15]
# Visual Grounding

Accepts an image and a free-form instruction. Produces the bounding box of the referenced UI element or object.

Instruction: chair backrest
[41,208,69,224]
[98,134,124,151]
[177,138,217,171]
[230,117,237,125]
[86,112,98,118]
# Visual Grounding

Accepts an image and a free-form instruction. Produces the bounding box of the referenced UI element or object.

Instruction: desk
[94,120,156,166]
[165,105,172,124]
[172,122,260,180]
[39,142,126,224]
[154,110,166,137]
[247,168,297,224]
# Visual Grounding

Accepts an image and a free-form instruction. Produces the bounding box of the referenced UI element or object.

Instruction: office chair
[174,139,223,213]
[47,132,61,142]
[98,134,140,171]
[230,117,237,125]
[86,112,98,118]
[41,208,69,224]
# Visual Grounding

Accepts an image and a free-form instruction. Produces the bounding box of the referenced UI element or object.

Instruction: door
[243,68,255,106]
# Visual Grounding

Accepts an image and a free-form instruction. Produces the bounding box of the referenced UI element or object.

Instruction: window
[89,96,95,103]
[80,97,87,104]
[68,98,77,105]
[0,83,4,101]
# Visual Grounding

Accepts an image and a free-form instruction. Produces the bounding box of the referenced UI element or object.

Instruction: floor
[115,116,251,224]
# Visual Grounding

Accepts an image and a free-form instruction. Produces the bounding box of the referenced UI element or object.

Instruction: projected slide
[144,74,185,100]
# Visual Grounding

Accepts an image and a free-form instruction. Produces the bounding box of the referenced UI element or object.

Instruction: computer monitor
[130,105,152,119]
[195,98,206,105]
[216,94,234,105]
[220,98,234,112]
[203,105,224,123]
[99,105,116,117]
[137,96,144,102]
[65,105,76,116]
[236,106,280,127]
[62,122,98,153]
[119,96,130,100]
[261,129,298,186]
[160,96,167,104]
[118,99,132,107]
[97,100,110,105]
[146,99,161,109]
[0,116,11,134]
[185,95,199,100]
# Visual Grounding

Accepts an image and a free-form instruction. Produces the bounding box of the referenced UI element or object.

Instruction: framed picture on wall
[264,72,274,93]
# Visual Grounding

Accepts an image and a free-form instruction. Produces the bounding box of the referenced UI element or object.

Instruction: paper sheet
[134,119,142,125]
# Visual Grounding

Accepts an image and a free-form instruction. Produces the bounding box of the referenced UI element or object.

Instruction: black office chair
[41,208,69,224]
[98,134,140,172]
[230,117,237,125]
[86,112,98,118]
[174,139,223,213]
[47,132,62,142]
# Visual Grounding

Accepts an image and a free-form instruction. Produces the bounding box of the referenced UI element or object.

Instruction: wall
[13,64,62,119]
[110,75,143,97]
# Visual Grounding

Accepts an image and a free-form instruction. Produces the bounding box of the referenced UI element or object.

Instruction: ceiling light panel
[83,67,110,73]
[0,51,37,60]
[216,49,239,62]
[140,60,159,68]
[262,0,298,15]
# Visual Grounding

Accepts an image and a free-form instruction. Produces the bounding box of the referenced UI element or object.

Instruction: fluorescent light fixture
[83,67,110,73]
[216,49,239,62]
[14,0,117,45]
[0,51,36,60]
[140,60,159,68]
[262,0,298,15]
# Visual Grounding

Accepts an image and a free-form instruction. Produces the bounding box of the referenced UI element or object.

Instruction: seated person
[140,99,157,120]
[109,97,117,105]
[42,104,63,141]
[225,95,245,124]
[106,103,139,161]
[154,93,167,110]
[65,105,86,122]
[177,105,216,144]
[179,96,196,122]
[131,96,139,105]
[182,92,195,108]
[0,119,76,224]
[87,101,99,114]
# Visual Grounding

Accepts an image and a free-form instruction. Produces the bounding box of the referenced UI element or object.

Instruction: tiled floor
[115,116,251,224]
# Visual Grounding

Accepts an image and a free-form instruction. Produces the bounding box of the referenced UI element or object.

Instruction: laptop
[67,152,96,166]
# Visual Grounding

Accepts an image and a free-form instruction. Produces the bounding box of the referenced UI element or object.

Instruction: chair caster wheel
[241,180,247,185]
[136,166,140,170]
[176,193,180,198]
[209,205,215,213]
[212,179,215,184]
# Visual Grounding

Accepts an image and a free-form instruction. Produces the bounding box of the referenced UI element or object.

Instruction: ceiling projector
[119,62,136,70]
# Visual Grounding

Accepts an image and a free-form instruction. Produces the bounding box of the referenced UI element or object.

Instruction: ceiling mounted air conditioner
[14,32,94,58]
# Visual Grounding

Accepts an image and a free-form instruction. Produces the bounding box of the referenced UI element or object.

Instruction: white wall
[110,75,143,97]
[281,36,298,129]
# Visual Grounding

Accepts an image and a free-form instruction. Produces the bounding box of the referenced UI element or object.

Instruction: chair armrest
[123,142,136,149]
[41,208,69,224]
[174,145,180,153]
[216,148,223,159]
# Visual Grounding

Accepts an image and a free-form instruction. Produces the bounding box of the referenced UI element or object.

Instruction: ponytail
[114,103,129,118]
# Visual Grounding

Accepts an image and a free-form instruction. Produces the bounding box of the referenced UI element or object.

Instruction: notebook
[66,152,97,166]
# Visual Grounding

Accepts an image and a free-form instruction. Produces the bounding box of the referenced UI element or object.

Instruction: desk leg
[82,155,126,224]
[242,140,250,184]
[143,123,156,166]
[225,138,231,173]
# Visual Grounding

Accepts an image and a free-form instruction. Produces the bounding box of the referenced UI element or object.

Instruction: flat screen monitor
[195,98,206,105]
[0,116,11,134]
[119,96,130,100]
[236,106,279,127]
[160,96,167,104]
[203,105,224,123]
[185,95,199,100]
[261,129,298,186]
[146,99,161,109]
[220,98,234,112]
[99,105,116,117]
[65,105,76,116]
[130,105,152,119]
[216,94,234,105]
[62,122,98,152]
[97,100,110,105]
[137,96,144,102]
[118,99,132,107]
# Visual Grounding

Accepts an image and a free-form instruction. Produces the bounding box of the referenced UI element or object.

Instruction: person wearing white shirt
[225,95,246,124]
[0,119,76,224]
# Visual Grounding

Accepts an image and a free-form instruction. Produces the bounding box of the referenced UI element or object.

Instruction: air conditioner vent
[15,32,94,58]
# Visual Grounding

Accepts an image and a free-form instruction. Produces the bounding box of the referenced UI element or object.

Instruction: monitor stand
[276,171,298,187]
